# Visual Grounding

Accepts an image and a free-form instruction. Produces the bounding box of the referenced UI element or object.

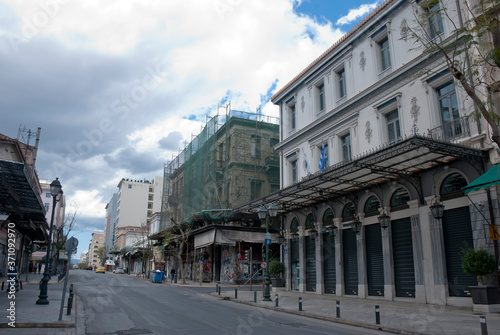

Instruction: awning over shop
[463,164,500,195]
[0,160,48,241]
[31,251,46,261]
[194,226,275,248]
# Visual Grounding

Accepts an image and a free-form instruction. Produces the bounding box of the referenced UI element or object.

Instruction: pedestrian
[170,267,176,283]
[34,264,38,273]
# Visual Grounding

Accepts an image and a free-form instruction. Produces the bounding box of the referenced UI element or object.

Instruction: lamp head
[257,205,267,220]
[50,178,62,197]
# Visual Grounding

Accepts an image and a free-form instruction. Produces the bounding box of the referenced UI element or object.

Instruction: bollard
[275,294,279,307]
[216,283,218,292]
[19,280,22,290]
[254,291,257,303]
[218,286,221,295]
[67,284,74,316]
[480,316,488,335]
[299,297,302,311]
[1,281,3,291]
[375,305,380,325]
[336,301,340,318]
[235,288,238,299]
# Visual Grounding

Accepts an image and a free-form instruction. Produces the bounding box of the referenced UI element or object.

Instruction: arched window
[440,172,467,200]
[290,217,299,232]
[342,202,356,221]
[390,188,410,210]
[322,208,334,224]
[364,195,380,216]
[305,213,315,229]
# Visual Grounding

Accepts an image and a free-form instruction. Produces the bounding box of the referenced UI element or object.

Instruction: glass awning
[235,134,487,214]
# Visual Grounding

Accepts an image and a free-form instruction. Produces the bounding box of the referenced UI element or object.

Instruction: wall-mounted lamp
[351,218,362,234]
[291,231,299,242]
[429,197,444,220]
[378,209,391,229]
[309,228,318,240]
[328,225,338,237]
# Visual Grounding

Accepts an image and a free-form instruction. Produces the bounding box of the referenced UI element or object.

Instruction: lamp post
[174,235,179,284]
[429,197,445,220]
[257,203,278,302]
[36,178,62,305]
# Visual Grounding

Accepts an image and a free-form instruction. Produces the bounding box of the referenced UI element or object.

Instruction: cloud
[336,2,380,26]
[0,0,350,232]
[158,132,183,151]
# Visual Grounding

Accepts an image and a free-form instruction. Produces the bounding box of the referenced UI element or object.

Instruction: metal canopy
[0,160,48,240]
[235,135,486,214]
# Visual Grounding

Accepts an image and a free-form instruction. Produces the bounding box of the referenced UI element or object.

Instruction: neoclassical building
[236,0,499,308]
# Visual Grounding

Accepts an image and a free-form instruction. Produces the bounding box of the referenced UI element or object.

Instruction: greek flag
[319,141,327,173]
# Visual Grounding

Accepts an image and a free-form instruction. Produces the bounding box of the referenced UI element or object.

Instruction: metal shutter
[343,228,358,295]
[392,218,416,298]
[323,233,336,294]
[442,206,477,297]
[366,223,384,296]
[305,236,316,291]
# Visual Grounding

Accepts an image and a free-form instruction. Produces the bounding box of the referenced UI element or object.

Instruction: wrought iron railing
[427,116,470,141]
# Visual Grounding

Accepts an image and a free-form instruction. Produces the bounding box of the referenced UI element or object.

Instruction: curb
[209,294,428,335]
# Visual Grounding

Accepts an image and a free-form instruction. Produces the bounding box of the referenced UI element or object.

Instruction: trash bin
[153,270,164,283]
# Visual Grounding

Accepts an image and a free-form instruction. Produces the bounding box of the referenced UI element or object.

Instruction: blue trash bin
[153,271,164,283]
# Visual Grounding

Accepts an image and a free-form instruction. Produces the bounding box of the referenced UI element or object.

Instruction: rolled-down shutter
[392,218,415,298]
[343,228,358,295]
[323,233,336,294]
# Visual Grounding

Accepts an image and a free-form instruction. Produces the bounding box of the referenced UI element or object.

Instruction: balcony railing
[427,116,470,141]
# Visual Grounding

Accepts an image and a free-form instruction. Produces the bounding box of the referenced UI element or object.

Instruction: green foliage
[461,247,496,277]
[269,259,284,275]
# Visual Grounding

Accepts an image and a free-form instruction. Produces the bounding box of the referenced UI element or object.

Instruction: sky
[0,0,382,259]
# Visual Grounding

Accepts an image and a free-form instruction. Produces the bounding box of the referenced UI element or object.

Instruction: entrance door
[323,233,336,294]
[343,228,358,295]
[392,218,415,297]
[366,223,384,296]
[442,207,477,296]
[305,236,316,291]
[290,239,299,291]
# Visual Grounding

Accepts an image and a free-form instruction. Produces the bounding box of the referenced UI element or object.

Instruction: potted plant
[461,247,498,305]
[269,259,285,287]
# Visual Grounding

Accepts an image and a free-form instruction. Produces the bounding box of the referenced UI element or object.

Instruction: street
[74,270,388,335]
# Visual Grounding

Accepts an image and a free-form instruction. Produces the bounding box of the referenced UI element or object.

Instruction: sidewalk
[0,273,78,334]
[168,279,500,335]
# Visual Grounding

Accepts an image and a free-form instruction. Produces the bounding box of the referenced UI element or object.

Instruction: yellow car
[95,267,105,273]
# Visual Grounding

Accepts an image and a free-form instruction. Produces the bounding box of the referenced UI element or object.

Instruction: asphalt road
[74,270,388,335]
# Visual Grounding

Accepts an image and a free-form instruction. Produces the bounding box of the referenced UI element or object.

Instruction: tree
[405,0,500,148]
[165,214,193,284]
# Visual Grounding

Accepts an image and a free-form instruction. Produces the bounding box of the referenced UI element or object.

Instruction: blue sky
[0,0,381,259]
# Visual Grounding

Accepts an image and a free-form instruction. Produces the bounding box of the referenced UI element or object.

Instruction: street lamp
[257,203,278,302]
[351,217,362,234]
[36,178,62,305]
[174,235,179,284]
[378,210,391,229]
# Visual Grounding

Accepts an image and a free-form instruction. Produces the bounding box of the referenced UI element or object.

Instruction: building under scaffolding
[163,107,280,225]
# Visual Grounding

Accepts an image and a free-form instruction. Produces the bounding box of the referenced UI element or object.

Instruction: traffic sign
[261,261,267,269]
[237,253,241,259]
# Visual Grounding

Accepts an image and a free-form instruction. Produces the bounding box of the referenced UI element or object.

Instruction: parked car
[113,268,125,274]
[95,267,105,274]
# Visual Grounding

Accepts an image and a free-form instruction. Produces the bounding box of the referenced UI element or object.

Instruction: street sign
[489,225,499,240]
[65,237,78,256]
[260,261,267,269]
[265,232,272,245]
[237,253,241,259]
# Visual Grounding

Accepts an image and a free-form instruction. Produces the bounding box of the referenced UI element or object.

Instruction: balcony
[428,116,470,142]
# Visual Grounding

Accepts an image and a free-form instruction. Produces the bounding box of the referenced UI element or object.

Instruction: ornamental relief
[359,51,366,71]
[365,121,372,143]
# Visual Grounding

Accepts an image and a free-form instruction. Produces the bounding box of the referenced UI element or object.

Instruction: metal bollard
[375,305,380,325]
[254,291,257,303]
[480,316,488,335]
[218,286,221,295]
[216,283,218,292]
[235,288,238,299]
[1,281,3,291]
[19,280,22,290]
[275,294,279,307]
[299,297,302,311]
[67,285,74,315]
[336,301,340,318]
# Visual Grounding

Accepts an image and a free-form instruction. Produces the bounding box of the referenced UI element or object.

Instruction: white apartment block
[115,177,163,230]
[88,232,104,268]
